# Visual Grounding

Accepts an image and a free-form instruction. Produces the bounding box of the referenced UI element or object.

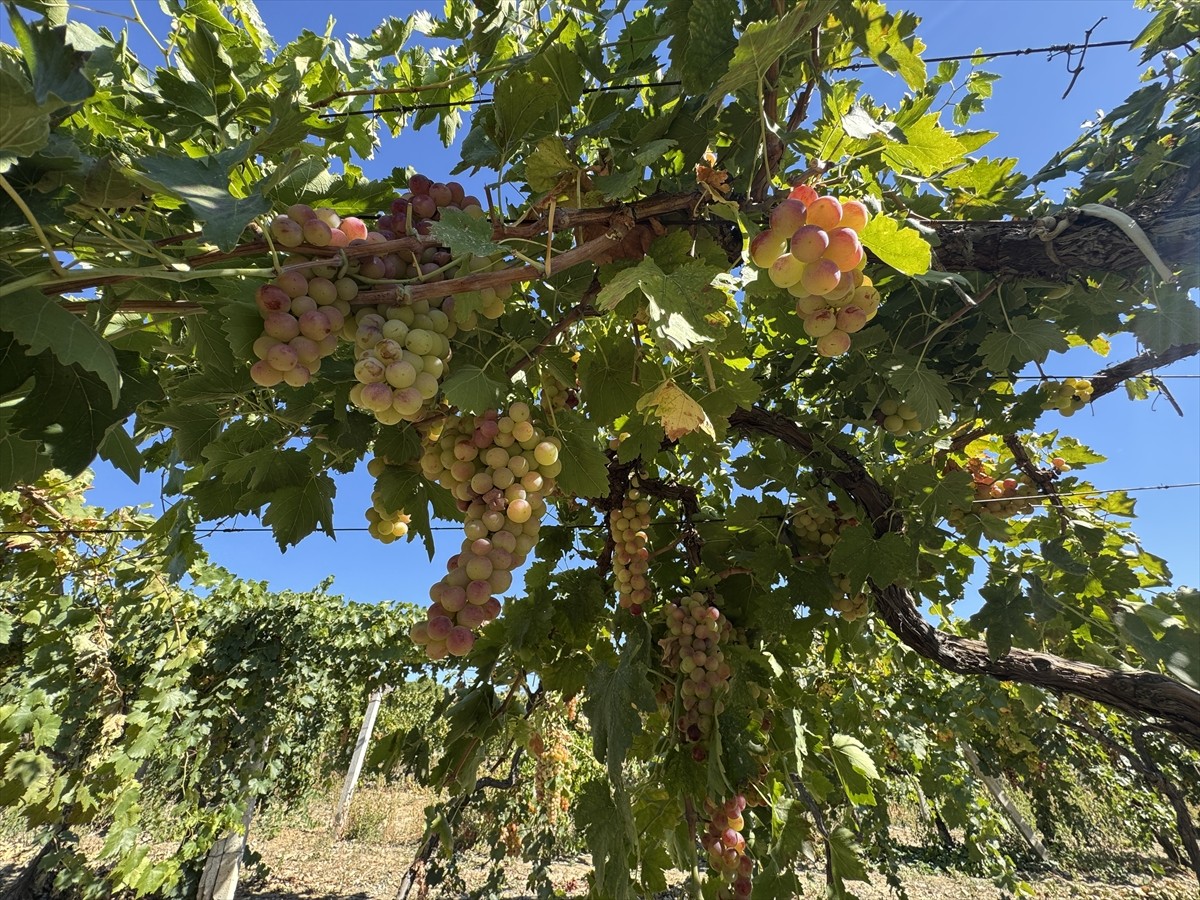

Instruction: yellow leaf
[636,380,715,442]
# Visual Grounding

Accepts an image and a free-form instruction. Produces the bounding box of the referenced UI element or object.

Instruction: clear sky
[15,1,1198,608]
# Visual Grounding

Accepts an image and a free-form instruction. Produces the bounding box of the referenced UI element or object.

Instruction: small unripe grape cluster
[791,500,856,552]
[362,459,411,544]
[748,183,882,358]
[248,274,348,388]
[540,349,581,412]
[658,592,732,762]
[701,794,753,900]
[1042,378,1093,416]
[609,485,652,614]
[877,397,923,436]
[347,300,456,425]
[831,580,869,622]
[409,404,563,660]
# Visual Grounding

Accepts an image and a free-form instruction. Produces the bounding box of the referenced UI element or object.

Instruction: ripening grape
[877,397,923,436]
[659,591,732,754]
[610,485,652,614]
[747,188,890,359]
[413,407,562,659]
[701,793,754,899]
[831,580,869,622]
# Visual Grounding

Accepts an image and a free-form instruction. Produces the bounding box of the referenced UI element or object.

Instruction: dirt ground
[2,782,1196,899]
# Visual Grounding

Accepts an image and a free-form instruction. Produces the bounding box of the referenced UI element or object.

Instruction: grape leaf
[97,426,141,484]
[882,114,965,177]
[829,734,879,806]
[1131,289,1200,353]
[525,136,578,194]
[0,288,120,401]
[667,0,739,95]
[701,3,833,112]
[636,379,715,442]
[262,472,336,550]
[860,216,931,276]
[880,356,951,428]
[828,825,871,886]
[134,152,270,252]
[440,364,504,415]
[583,627,656,780]
[0,70,49,170]
[551,421,609,500]
[596,258,721,350]
[978,316,1069,371]
[5,5,95,107]
[828,526,914,590]
[489,71,558,158]
[577,334,642,425]
[374,464,436,560]
[576,780,637,900]
[428,207,505,258]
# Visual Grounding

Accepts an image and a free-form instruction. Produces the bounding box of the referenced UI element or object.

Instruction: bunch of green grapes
[361,458,411,544]
[1042,378,1093,416]
[248,272,349,388]
[831,579,869,622]
[659,592,732,762]
[701,794,754,900]
[409,403,562,660]
[791,498,856,552]
[748,184,884,358]
[877,397,923,436]
[347,300,456,425]
[609,484,652,614]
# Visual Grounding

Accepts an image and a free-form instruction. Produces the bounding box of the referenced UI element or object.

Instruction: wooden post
[333,687,386,839]
[196,793,258,900]
[960,743,1050,863]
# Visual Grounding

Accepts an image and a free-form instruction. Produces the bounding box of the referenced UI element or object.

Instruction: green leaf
[829,734,879,806]
[596,258,721,350]
[576,780,636,900]
[262,472,336,549]
[97,426,140,483]
[978,316,1069,371]
[667,0,739,95]
[880,356,952,428]
[428,207,505,258]
[702,3,834,112]
[548,412,609,499]
[583,627,655,780]
[490,71,559,159]
[0,289,120,401]
[373,464,436,560]
[524,136,578,193]
[828,526,914,590]
[5,4,95,107]
[577,333,642,425]
[882,114,965,176]
[859,216,931,276]
[134,152,269,252]
[1131,290,1200,353]
[440,364,504,415]
[828,824,871,886]
[0,70,49,169]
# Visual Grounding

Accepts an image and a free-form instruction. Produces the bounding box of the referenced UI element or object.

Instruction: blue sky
[13,1,1197,607]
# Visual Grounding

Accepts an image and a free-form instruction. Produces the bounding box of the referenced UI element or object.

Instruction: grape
[610,485,653,613]
[291,295,318,316]
[837,200,870,232]
[299,309,333,341]
[802,308,837,338]
[816,329,851,358]
[302,218,332,247]
[769,199,807,235]
[749,230,786,268]
[340,216,369,241]
[767,254,805,289]
[283,365,311,388]
[835,305,868,334]
[805,196,843,230]
[824,227,864,270]
[250,359,284,386]
[790,224,829,263]
[266,343,298,372]
[256,284,292,315]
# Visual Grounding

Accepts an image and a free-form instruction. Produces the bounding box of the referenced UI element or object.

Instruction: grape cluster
[348,300,456,425]
[268,203,371,249]
[791,499,857,553]
[1042,378,1093,416]
[748,184,881,358]
[375,174,483,238]
[956,457,1039,518]
[831,580,869,622]
[609,485,652,614]
[363,457,411,544]
[249,273,348,388]
[658,592,732,762]
[877,397,923,436]
[701,794,753,900]
[540,349,581,413]
[409,404,562,659]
